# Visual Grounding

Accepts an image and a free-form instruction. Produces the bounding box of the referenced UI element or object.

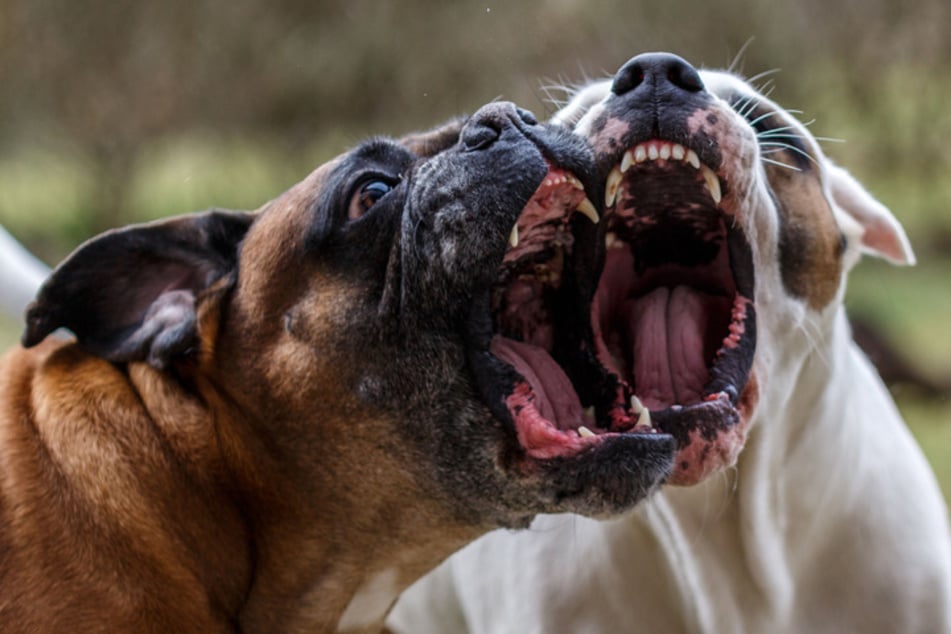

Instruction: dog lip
[499,377,673,461]
[521,123,602,204]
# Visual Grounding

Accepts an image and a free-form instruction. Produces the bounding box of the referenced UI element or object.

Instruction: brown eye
[349,179,395,219]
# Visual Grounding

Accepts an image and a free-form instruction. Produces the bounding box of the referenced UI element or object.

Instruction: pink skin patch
[503,382,592,460]
[668,373,759,485]
[720,296,751,351]
[666,411,747,485]
[503,166,588,265]
[494,165,591,352]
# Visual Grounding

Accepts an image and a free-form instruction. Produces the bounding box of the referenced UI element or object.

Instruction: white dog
[389,53,951,633]
[0,225,48,320]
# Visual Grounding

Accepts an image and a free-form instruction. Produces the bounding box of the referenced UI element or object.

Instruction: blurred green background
[0,0,948,496]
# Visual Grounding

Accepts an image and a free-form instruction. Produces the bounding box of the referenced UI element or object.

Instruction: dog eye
[349,179,395,219]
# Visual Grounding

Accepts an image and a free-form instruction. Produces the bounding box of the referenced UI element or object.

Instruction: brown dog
[0,102,674,633]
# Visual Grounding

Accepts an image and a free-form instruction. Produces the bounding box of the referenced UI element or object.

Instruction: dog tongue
[490,336,583,430]
[627,286,713,409]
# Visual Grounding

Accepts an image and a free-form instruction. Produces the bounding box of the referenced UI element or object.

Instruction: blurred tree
[0,0,948,236]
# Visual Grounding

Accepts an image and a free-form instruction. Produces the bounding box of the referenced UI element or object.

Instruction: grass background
[0,0,948,499]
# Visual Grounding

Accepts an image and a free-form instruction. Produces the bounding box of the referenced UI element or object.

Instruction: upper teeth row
[543,173,585,190]
[605,141,722,208]
[509,175,599,248]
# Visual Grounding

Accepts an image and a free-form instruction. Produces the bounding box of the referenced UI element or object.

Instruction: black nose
[462,102,538,151]
[612,52,704,97]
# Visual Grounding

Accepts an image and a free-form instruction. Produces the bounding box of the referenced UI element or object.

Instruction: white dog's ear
[826,163,916,266]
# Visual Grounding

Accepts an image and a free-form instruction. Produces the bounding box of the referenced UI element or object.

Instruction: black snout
[612,52,704,97]
[462,103,539,151]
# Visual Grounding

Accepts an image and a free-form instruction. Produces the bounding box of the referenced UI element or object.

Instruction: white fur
[389,69,951,633]
[0,225,48,321]
[336,567,400,632]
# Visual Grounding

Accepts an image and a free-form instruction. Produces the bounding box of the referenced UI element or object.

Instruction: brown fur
[769,161,845,309]
[0,102,673,632]
[0,148,480,632]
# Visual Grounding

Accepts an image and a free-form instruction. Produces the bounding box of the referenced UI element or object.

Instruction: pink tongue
[490,337,583,430]
[626,286,711,410]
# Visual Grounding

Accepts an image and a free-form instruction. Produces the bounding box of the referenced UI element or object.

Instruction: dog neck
[236,516,477,633]
[193,368,482,633]
[649,305,882,621]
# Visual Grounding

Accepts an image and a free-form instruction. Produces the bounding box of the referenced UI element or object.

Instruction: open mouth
[469,162,669,464]
[594,139,757,484]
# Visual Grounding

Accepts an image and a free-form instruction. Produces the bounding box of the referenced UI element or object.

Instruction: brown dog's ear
[399,116,468,157]
[22,209,254,368]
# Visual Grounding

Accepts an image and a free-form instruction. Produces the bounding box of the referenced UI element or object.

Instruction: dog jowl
[0,102,673,632]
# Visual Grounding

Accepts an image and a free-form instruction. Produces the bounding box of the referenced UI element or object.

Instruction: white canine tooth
[605,165,623,208]
[576,198,600,224]
[568,175,584,190]
[686,149,700,169]
[634,145,648,163]
[630,394,644,414]
[701,165,722,204]
[648,144,660,161]
[508,223,519,248]
[672,144,685,160]
[620,150,635,173]
[578,426,596,438]
[659,144,671,160]
[637,408,652,429]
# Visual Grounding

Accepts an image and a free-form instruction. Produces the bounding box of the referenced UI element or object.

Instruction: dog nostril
[667,62,703,93]
[612,63,646,96]
[516,107,538,126]
[462,122,501,151]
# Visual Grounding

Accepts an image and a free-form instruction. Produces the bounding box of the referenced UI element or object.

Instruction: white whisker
[727,37,757,74]
[747,109,783,128]
[757,129,808,139]
[733,95,764,120]
[756,78,777,96]
[761,156,802,172]
[746,68,782,85]
[760,142,820,166]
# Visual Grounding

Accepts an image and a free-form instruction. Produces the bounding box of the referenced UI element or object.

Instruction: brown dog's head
[22,102,674,529]
[552,53,915,486]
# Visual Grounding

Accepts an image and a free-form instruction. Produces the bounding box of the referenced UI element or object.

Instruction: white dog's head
[552,52,914,485]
